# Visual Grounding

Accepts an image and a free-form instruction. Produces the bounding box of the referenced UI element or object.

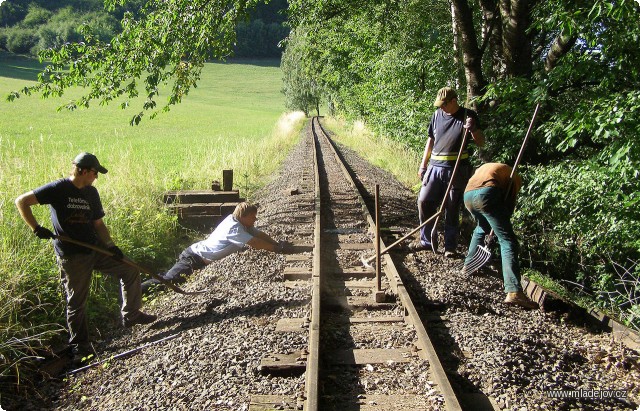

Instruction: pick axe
[56,235,208,295]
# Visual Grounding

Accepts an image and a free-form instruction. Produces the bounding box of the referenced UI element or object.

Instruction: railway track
[27,116,637,411]
[255,117,462,410]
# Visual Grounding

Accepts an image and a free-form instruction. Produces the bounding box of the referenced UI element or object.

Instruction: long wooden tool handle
[66,333,180,375]
[504,102,541,196]
[364,211,442,265]
[486,103,541,241]
[55,235,207,295]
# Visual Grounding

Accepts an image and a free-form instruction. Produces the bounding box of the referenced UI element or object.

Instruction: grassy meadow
[0,51,305,398]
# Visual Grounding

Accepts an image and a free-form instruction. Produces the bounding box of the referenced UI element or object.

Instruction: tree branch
[544,31,577,72]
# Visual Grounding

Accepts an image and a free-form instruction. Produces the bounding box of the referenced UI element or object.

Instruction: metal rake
[462,242,491,275]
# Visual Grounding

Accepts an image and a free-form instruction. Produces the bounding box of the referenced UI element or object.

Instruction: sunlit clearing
[275,111,306,137]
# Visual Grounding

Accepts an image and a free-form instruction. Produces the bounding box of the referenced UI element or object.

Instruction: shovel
[56,235,208,295]
[463,103,541,275]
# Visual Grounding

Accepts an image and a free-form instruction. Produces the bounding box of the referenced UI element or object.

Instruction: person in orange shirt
[463,162,538,309]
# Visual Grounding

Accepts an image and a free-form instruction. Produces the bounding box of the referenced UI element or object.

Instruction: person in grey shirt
[142,202,291,292]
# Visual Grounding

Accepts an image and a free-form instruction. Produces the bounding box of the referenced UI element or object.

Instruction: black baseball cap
[73,152,108,174]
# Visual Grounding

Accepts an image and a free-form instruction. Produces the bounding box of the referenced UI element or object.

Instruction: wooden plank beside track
[259,352,307,375]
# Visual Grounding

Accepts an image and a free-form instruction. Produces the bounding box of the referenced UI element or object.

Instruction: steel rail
[303,116,322,411]
[314,117,463,411]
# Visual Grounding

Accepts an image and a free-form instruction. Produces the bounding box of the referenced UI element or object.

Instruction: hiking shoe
[407,241,431,252]
[123,311,157,327]
[504,291,539,310]
[444,250,458,258]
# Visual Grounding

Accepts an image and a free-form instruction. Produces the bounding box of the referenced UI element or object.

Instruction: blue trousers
[417,164,470,250]
[164,247,208,282]
[463,187,521,293]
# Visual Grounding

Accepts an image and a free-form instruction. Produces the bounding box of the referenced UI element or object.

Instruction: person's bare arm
[254,230,278,245]
[247,236,279,252]
[15,191,40,230]
[470,128,485,147]
[464,117,485,147]
[418,137,434,178]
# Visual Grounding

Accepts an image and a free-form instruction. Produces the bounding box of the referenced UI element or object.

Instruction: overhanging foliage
[6,0,262,124]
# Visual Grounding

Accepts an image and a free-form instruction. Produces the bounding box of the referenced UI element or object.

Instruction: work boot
[504,291,539,310]
[141,278,162,294]
[123,310,157,327]
[70,343,95,367]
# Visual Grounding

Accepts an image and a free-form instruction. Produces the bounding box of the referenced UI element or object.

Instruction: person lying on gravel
[15,152,157,364]
[462,162,538,309]
[142,202,292,293]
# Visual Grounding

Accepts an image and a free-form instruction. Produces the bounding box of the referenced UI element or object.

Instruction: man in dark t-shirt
[15,152,156,361]
[413,87,485,257]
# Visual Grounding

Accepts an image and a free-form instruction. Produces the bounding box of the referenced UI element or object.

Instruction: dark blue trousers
[164,248,209,282]
[417,163,471,250]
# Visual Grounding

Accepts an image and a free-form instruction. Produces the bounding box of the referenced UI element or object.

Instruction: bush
[22,5,52,28]
[0,31,8,50]
[5,28,37,54]
[0,2,27,27]
[33,20,83,54]
[516,160,640,288]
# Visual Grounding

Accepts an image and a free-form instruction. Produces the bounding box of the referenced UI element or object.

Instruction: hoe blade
[463,245,491,275]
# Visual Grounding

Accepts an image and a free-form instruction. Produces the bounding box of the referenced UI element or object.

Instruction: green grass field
[1,53,288,174]
[0,51,305,397]
[1,52,296,251]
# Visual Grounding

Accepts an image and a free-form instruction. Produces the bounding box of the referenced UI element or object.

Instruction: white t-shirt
[189,214,258,261]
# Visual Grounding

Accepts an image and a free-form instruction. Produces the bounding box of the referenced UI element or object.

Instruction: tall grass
[322,117,420,189]
[0,53,305,404]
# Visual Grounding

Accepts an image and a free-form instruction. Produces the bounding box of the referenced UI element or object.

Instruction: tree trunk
[451,0,487,108]
[451,2,463,90]
[478,0,502,82]
[544,32,577,72]
[500,0,536,77]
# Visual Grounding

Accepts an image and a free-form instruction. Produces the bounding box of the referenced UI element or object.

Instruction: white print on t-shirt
[67,197,91,210]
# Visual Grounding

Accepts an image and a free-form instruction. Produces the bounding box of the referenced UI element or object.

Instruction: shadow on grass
[0,52,280,84]
[214,57,281,68]
[0,51,44,82]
